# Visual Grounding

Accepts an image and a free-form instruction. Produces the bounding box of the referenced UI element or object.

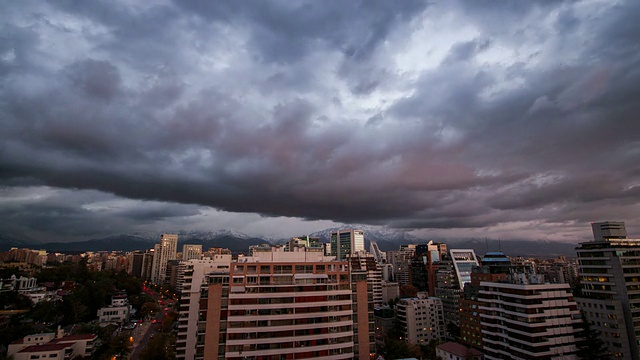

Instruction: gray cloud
[1,0,640,242]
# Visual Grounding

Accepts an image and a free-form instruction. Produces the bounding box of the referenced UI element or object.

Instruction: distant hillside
[372,237,577,258]
[174,230,270,254]
[36,230,270,254]
[1,226,578,258]
[308,226,577,258]
[40,235,153,252]
[0,232,42,252]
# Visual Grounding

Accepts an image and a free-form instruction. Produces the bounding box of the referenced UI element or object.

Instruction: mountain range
[0,226,579,257]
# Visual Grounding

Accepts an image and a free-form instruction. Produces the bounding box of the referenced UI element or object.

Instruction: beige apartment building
[396,293,446,345]
[150,233,178,285]
[199,248,375,360]
[175,256,233,360]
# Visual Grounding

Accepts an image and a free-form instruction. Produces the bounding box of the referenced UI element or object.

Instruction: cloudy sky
[2,0,640,243]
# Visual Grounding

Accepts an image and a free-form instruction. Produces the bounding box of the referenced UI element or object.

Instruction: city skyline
[2,1,640,243]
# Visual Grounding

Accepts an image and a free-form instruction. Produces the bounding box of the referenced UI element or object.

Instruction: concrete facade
[150,234,178,285]
[576,221,640,359]
[175,256,232,360]
[396,294,445,345]
[200,250,374,360]
[479,281,581,360]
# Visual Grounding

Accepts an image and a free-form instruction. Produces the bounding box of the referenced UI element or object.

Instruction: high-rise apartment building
[591,221,627,241]
[175,256,232,360]
[479,279,581,359]
[150,234,178,285]
[330,229,365,260]
[182,244,202,261]
[141,250,154,280]
[200,249,374,360]
[410,241,446,296]
[396,293,445,345]
[450,249,480,289]
[459,252,510,350]
[285,236,321,252]
[388,244,416,286]
[576,221,640,359]
[435,249,479,327]
[348,252,383,306]
[126,251,144,278]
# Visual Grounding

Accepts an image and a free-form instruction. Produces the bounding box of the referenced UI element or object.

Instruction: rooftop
[50,334,98,342]
[437,341,483,357]
[19,343,73,353]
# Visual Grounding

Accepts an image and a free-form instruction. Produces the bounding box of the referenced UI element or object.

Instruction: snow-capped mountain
[309,224,418,243]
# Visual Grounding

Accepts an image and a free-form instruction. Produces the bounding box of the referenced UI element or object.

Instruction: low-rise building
[8,333,57,357]
[49,334,99,358]
[13,343,75,360]
[436,341,483,360]
[8,332,98,360]
[0,275,38,293]
[396,293,445,345]
[97,293,131,323]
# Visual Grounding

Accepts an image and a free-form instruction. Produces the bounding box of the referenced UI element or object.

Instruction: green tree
[576,316,610,360]
[0,352,15,360]
[139,333,175,360]
[159,310,178,333]
[105,333,133,360]
[421,339,441,359]
[140,302,160,319]
[399,284,419,298]
[384,338,421,360]
[31,300,59,324]
[0,322,35,349]
[446,321,460,340]
[0,290,32,310]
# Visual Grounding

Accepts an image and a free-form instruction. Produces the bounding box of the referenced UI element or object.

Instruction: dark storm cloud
[0,187,203,241]
[2,0,640,241]
[66,59,122,100]
[174,0,429,63]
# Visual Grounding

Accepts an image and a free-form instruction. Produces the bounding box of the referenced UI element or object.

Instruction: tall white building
[479,280,581,360]
[182,244,202,261]
[396,293,445,345]
[175,256,232,360]
[576,221,640,359]
[150,234,178,285]
[330,229,365,260]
